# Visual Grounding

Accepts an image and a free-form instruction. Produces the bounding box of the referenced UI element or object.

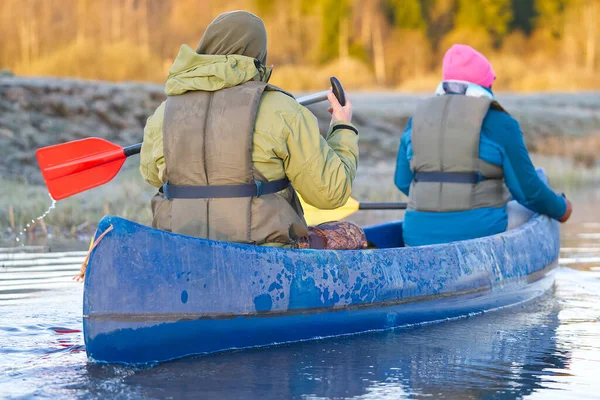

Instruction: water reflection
[79,292,569,399]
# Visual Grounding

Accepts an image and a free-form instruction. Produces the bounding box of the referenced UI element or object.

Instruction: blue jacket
[395,100,567,247]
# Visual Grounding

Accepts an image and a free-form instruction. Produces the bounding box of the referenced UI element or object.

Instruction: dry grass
[14,40,167,83]
[397,52,600,93]
[270,58,377,91]
[0,166,155,241]
[13,41,600,93]
[534,136,600,168]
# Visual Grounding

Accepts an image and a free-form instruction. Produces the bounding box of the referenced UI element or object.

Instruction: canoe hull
[83,214,559,364]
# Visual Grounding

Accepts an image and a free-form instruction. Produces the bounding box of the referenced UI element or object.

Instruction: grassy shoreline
[1,155,598,245]
[1,166,154,243]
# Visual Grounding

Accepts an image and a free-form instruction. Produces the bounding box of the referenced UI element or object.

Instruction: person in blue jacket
[394,44,573,247]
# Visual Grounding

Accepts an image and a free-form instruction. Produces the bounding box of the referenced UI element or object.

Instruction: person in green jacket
[140,10,365,250]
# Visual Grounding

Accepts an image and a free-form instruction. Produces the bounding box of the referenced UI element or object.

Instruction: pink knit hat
[442,44,496,88]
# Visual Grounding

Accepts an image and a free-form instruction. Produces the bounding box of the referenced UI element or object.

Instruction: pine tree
[511,0,536,34]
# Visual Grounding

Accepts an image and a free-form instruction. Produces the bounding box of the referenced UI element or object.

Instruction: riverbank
[1,76,600,242]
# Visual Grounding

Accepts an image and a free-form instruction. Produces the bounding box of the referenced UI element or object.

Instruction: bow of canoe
[83,212,559,365]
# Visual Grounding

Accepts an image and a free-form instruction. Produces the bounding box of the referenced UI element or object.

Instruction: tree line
[1,0,598,91]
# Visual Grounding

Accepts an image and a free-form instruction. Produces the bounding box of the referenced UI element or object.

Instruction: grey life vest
[408,95,511,212]
[151,81,308,244]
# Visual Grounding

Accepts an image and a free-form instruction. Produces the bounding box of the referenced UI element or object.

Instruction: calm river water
[1,193,600,399]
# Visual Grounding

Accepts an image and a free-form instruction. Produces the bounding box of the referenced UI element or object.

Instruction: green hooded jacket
[140,44,359,244]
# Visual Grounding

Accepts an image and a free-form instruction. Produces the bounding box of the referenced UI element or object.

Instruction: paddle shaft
[297,90,331,107]
[123,143,142,157]
[359,202,407,210]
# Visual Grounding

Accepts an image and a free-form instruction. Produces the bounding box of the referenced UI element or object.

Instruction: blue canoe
[83,209,560,365]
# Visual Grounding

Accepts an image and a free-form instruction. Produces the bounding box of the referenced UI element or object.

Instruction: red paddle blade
[36,138,127,200]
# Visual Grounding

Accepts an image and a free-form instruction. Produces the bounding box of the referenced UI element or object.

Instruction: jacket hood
[196,10,268,66]
[165,44,271,96]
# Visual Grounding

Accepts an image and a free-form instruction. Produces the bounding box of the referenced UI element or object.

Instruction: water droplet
[14,193,58,246]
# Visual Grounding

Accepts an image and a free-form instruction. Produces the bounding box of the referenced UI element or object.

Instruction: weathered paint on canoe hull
[83,213,559,365]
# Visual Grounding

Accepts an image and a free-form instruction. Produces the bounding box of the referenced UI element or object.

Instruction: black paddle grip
[330,76,346,107]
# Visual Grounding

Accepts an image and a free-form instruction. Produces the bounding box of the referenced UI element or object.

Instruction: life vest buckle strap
[254,179,263,198]
[161,178,290,200]
[413,171,489,184]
